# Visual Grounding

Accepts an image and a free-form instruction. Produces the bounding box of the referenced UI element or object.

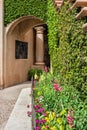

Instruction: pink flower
[44,66,49,73]
[67,110,74,128]
[27,111,32,117]
[27,104,30,108]
[53,83,59,91]
[53,83,63,92]
[34,105,41,109]
[36,108,45,113]
[34,80,36,85]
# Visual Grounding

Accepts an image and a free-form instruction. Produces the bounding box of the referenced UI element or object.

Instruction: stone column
[35,26,45,66]
[0,0,4,88]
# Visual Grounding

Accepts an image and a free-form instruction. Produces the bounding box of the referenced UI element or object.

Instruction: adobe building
[0,0,50,88]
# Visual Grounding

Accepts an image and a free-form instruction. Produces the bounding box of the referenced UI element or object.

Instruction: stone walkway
[0,82,31,130]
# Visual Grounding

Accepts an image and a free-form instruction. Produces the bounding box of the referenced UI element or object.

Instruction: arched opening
[4,16,50,87]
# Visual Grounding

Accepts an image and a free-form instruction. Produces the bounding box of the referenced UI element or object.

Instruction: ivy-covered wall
[47,1,87,100]
[4,0,47,25]
[47,0,58,68]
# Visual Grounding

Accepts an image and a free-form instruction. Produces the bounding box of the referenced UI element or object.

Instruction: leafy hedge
[4,0,47,25]
[47,1,87,101]
[47,0,59,67]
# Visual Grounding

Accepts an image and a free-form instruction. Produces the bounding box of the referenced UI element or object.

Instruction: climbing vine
[47,1,87,100]
[4,0,47,25]
[47,0,58,68]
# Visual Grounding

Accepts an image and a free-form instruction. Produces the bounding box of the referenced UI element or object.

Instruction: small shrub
[28,68,43,80]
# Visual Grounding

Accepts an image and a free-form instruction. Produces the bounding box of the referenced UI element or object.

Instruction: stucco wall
[4,27,34,87]
[0,0,4,88]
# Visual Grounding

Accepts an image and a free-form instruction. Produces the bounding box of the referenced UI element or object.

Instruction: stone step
[4,88,32,130]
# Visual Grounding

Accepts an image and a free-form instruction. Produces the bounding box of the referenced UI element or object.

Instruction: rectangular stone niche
[15,40,28,59]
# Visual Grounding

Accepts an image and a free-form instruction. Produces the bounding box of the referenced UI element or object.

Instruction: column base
[35,62,45,65]
[32,62,45,70]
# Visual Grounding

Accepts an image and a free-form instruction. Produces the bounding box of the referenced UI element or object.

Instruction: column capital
[34,26,45,34]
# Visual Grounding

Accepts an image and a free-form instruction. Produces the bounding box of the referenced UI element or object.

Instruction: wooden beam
[53,0,64,11]
[82,23,87,32]
[76,7,87,19]
[70,0,87,10]
[68,0,75,3]
[54,0,63,6]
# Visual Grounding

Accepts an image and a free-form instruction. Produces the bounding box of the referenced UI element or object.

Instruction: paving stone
[0,82,31,130]
[4,88,32,130]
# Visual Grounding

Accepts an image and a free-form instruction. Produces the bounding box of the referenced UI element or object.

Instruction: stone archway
[4,16,50,87]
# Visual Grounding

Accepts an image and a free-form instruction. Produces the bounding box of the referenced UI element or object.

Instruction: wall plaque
[15,40,28,59]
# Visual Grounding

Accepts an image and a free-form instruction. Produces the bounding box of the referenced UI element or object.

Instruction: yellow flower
[37,91,41,96]
[52,112,55,119]
[46,111,50,114]
[48,112,55,120]
[34,74,38,79]
[44,117,50,122]
[60,109,66,116]
[60,125,64,130]
[42,125,46,129]
[57,118,62,124]
[50,126,56,130]
[39,74,45,81]
[33,87,36,90]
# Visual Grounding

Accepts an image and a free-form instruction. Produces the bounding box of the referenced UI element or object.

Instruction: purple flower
[35,119,39,124]
[34,105,41,109]
[36,108,45,113]
[35,119,46,124]
[39,119,46,124]
[36,126,40,130]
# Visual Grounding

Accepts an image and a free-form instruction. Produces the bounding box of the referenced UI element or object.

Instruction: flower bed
[33,71,87,130]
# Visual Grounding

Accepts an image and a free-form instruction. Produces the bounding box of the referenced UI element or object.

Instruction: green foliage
[4,0,47,25]
[47,1,87,101]
[47,0,58,65]
[34,72,87,129]
[28,68,43,80]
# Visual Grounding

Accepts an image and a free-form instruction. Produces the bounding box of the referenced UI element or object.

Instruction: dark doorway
[44,25,50,67]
